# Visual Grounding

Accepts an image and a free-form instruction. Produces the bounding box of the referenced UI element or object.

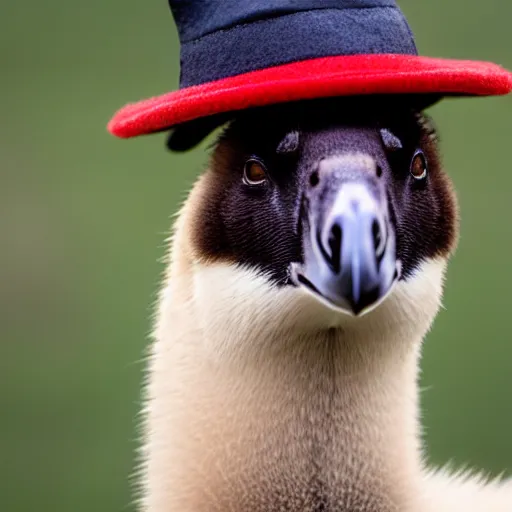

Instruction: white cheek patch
[388,258,447,332]
[191,264,335,357]
[190,257,448,359]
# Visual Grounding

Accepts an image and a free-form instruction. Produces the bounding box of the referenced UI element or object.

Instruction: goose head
[187,98,459,338]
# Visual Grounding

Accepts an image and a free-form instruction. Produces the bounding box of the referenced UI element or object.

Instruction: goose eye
[410,150,428,180]
[243,159,268,185]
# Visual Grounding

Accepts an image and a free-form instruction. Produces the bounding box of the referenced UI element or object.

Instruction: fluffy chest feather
[144,259,440,512]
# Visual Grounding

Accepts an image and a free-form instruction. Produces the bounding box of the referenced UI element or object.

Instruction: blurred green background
[2,1,511,511]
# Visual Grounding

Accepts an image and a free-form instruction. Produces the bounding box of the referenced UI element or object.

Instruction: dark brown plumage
[191,98,458,286]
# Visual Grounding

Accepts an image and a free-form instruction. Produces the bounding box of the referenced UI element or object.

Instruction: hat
[108,0,512,143]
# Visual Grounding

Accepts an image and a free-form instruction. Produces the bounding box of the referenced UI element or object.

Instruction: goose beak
[291,156,401,316]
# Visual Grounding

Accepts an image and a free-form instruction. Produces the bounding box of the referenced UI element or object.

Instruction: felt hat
[108,0,512,145]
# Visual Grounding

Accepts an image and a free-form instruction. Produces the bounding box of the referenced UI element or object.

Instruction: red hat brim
[108,54,512,138]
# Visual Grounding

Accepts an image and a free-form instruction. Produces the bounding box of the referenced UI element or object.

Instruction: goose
[141,97,512,512]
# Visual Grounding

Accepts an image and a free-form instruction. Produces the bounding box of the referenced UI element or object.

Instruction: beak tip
[346,299,372,317]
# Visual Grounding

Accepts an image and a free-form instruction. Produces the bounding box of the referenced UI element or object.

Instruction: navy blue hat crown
[169,0,418,88]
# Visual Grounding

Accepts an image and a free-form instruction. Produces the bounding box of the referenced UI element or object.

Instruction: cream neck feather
[142,189,512,512]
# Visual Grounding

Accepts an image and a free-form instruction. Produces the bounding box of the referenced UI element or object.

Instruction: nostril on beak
[328,224,342,274]
[309,170,320,188]
[319,213,386,278]
[372,220,382,256]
